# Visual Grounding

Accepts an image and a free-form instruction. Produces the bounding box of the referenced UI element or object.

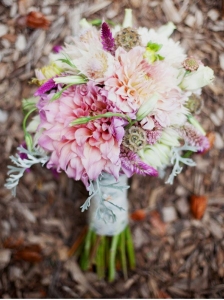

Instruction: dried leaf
[26,11,51,29]
[149,210,167,236]
[190,194,207,219]
[130,209,146,221]
[16,11,51,30]
[3,237,24,249]
[157,290,171,299]
[14,244,42,262]
[68,226,88,257]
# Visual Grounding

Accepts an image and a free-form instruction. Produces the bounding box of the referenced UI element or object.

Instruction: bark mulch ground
[0,0,224,298]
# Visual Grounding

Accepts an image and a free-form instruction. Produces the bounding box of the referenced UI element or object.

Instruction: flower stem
[50,83,74,102]
[188,115,206,135]
[96,236,105,279]
[125,226,135,270]
[22,107,37,133]
[119,229,128,280]
[80,228,92,271]
[70,112,132,126]
[108,234,119,282]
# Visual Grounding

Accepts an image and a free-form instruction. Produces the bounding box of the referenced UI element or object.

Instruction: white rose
[180,65,214,91]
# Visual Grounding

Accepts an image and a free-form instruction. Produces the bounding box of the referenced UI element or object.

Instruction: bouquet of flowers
[5,9,214,281]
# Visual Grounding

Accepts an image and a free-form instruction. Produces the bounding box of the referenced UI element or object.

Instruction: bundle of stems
[74,225,135,282]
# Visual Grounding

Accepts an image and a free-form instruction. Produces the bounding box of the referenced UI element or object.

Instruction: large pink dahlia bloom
[37,82,125,188]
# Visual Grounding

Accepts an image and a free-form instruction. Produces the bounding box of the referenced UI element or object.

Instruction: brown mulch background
[1,0,224,298]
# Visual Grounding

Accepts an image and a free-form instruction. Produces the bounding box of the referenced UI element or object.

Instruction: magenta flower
[52,45,63,53]
[120,146,158,177]
[37,82,125,188]
[101,22,115,55]
[19,142,30,173]
[35,78,57,96]
[19,142,28,160]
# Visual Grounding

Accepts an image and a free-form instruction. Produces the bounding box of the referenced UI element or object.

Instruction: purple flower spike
[120,146,158,177]
[52,45,63,53]
[101,22,115,55]
[19,142,28,160]
[19,142,30,172]
[35,78,57,96]
[178,123,210,153]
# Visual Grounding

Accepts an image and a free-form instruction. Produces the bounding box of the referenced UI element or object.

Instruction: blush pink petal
[37,82,125,188]
[74,127,92,146]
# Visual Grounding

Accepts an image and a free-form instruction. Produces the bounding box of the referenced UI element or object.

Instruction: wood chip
[0,110,8,123]
[0,249,11,268]
[161,0,182,23]
[162,206,178,223]
[214,132,224,149]
[15,34,26,51]
[12,200,36,223]
[209,219,223,239]
[219,53,224,70]
[185,15,195,27]
[176,197,190,216]
[64,259,100,298]
[0,24,8,37]
[207,9,220,21]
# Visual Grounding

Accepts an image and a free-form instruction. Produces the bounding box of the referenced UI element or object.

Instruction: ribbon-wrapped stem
[77,174,135,281]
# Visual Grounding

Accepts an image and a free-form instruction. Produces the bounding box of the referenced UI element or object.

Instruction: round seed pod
[122,125,147,152]
[115,27,141,51]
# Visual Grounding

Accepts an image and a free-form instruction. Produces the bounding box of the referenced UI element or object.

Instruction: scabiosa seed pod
[115,27,141,51]
[185,93,204,115]
[183,57,200,71]
[122,125,147,152]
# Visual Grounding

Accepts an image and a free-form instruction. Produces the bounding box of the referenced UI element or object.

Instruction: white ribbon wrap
[88,174,129,236]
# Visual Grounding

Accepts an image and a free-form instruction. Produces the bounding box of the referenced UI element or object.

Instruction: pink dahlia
[37,82,125,188]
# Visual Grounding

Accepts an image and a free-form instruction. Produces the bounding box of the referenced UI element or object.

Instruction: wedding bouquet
[5,9,214,280]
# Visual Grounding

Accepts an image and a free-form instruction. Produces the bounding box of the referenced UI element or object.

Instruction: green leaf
[146,41,162,52]
[89,19,102,26]
[58,58,76,68]
[57,53,76,68]
[156,54,165,61]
